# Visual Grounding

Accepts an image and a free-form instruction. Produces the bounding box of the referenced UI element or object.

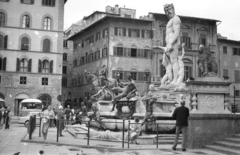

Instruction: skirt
[42,119,51,134]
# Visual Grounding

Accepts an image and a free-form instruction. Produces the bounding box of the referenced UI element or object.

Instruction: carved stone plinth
[186,77,231,113]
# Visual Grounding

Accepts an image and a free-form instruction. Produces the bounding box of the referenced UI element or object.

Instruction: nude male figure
[164,3,181,84]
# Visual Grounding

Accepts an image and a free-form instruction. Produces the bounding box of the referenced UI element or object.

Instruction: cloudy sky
[64,0,240,40]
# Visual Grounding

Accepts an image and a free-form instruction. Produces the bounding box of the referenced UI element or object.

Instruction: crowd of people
[0,106,13,129]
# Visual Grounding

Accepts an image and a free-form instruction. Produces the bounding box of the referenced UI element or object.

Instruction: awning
[20,99,42,104]
[0,98,5,102]
[15,93,30,99]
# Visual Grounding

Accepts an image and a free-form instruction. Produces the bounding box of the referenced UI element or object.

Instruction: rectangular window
[117,47,123,56]
[89,36,94,44]
[21,0,34,4]
[20,76,27,84]
[184,66,192,81]
[74,43,78,51]
[181,32,191,49]
[81,57,85,65]
[129,29,140,38]
[63,53,67,61]
[232,48,240,55]
[73,59,77,67]
[142,30,151,39]
[199,34,207,45]
[235,70,240,83]
[144,49,150,58]
[223,69,228,77]
[223,46,227,54]
[62,77,67,87]
[130,72,137,80]
[102,28,108,38]
[95,32,101,41]
[62,66,67,74]
[130,48,137,57]
[96,50,100,60]
[63,40,68,48]
[42,77,48,85]
[102,48,108,58]
[235,90,240,97]
[42,0,55,6]
[143,72,150,81]
[114,27,126,36]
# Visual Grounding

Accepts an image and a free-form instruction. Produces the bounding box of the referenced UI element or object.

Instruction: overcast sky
[64,0,240,40]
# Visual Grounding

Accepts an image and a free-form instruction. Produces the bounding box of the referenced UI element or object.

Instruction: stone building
[67,6,221,102]
[0,0,67,115]
[68,6,153,101]
[218,37,240,112]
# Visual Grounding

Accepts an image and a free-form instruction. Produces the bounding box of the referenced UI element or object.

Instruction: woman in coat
[42,105,55,142]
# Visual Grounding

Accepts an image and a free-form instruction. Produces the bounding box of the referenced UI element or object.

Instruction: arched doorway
[15,93,30,116]
[38,94,52,108]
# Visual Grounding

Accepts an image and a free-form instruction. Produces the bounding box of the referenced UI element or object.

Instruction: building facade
[67,6,221,103]
[0,0,67,115]
[218,37,240,112]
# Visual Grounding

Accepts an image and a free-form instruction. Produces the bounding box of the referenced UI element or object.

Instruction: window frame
[21,0,34,5]
[43,17,51,30]
[42,77,48,85]
[42,0,55,7]
[223,46,227,54]
[0,12,6,26]
[20,76,27,85]
[42,60,50,73]
[22,15,30,28]
[21,36,30,51]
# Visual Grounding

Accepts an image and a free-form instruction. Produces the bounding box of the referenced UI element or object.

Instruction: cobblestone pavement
[0,123,226,155]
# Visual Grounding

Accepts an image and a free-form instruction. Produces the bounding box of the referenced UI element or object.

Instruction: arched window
[43,17,51,30]
[21,37,30,50]
[38,94,52,107]
[42,60,49,73]
[0,35,3,49]
[22,15,30,28]
[0,12,5,26]
[130,45,137,57]
[43,38,50,52]
[114,44,123,56]
[130,69,137,80]
[20,58,28,72]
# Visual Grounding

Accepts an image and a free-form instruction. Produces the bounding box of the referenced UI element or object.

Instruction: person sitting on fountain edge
[110,73,137,112]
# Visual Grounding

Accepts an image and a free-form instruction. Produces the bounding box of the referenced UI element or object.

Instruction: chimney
[114,4,119,14]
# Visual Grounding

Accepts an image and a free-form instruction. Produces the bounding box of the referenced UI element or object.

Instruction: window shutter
[163,30,166,46]
[128,28,132,37]
[38,59,42,73]
[21,0,23,3]
[4,35,8,49]
[151,30,154,39]
[141,30,145,38]
[16,58,20,71]
[50,60,53,73]
[31,0,34,4]
[137,49,141,57]
[113,47,117,55]
[137,29,140,38]
[28,59,32,72]
[3,57,6,71]
[141,49,144,57]
[114,27,118,36]
[52,0,55,6]
[187,37,191,49]
[105,47,108,56]
[123,48,127,56]
[123,28,126,36]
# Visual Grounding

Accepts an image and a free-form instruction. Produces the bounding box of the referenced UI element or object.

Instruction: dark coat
[57,110,65,130]
[172,106,189,126]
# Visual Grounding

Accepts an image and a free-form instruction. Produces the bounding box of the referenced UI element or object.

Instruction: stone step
[224,137,240,143]
[204,145,240,155]
[213,141,240,150]
[153,139,181,144]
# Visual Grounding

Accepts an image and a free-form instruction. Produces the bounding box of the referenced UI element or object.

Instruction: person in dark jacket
[64,105,73,125]
[172,96,189,152]
[57,106,65,136]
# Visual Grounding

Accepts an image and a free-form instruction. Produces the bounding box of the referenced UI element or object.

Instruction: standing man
[172,96,189,151]
[164,3,181,84]
[197,44,208,76]
[64,105,73,125]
